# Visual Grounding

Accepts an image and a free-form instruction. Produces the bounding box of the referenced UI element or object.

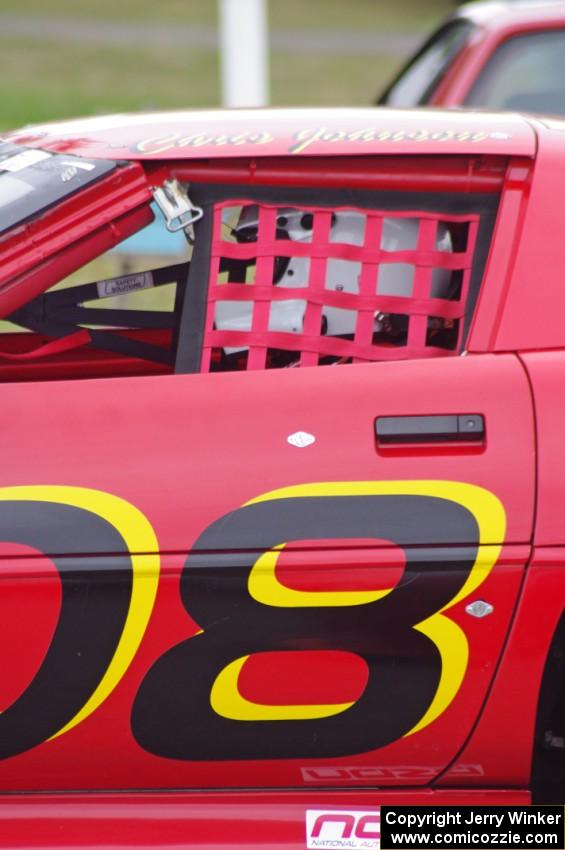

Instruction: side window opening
[188,188,495,373]
[0,173,499,382]
[0,206,192,380]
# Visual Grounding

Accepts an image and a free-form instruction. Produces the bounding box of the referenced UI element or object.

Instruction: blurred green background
[0,0,455,130]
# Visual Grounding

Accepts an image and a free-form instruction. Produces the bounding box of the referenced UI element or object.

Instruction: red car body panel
[0,107,564,842]
[0,354,534,791]
[521,351,565,546]
[475,126,565,352]
[442,550,565,787]
[0,790,530,850]
[8,108,536,160]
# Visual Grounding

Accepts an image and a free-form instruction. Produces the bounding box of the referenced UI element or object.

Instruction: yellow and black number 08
[0,482,504,761]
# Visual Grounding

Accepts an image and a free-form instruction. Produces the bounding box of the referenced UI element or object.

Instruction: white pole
[219,0,269,107]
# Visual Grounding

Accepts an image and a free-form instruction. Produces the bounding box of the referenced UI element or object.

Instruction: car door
[0,349,534,790]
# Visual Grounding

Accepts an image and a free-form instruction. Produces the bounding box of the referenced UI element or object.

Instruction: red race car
[0,106,563,845]
[379,0,565,115]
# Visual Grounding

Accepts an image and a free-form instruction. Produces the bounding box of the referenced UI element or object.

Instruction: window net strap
[202,201,479,371]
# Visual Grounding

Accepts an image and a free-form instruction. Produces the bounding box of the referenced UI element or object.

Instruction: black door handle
[376,414,484,444]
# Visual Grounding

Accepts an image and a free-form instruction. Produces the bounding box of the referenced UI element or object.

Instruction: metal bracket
[152,179,203,241]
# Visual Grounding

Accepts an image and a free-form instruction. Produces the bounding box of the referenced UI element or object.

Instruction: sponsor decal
[306,809,380,849]
[60,165,78,183]
[1,480,504,763]
[136,130,274,156]
[287,127,492,154]
[61,160,96,171]
[96,271,154,299]
[301,764,484,782]
[0,149,51,172]
[133,126,510,156]
[301,766,437,782]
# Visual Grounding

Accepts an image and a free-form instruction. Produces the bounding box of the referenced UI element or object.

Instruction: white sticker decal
[302,765,436,782]
[287,431,316,449]
[96,272,154,299]
[61,166,78,183]
[306,809,380,849]
[0,149,51,173]
[61,160,96,171]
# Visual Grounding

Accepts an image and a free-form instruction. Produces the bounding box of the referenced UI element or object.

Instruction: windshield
[0,141,115,233]
[464,29,565,114]
[380,20,474,107]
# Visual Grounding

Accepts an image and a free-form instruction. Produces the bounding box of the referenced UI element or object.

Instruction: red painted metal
[0,330,170,381]
[4,108,537,160]
[519,351,565,545]
[0,354,534,790]
[475,127,565,353]
[0,790,530,849]
[170,154,508,193]
[2,105,565,817]
[466,159,532,353]
[441,549,565,788]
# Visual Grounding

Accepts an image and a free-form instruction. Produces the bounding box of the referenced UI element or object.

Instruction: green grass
[0,39,219,128]
[0,0,219,26]
[0,0,454,32]
[0,36,405,129]
[272,51,400,106]
[271,0,454,32]
[0,0,454,129]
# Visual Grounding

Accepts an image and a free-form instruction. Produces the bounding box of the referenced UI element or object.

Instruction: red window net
[201,201,480,371]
